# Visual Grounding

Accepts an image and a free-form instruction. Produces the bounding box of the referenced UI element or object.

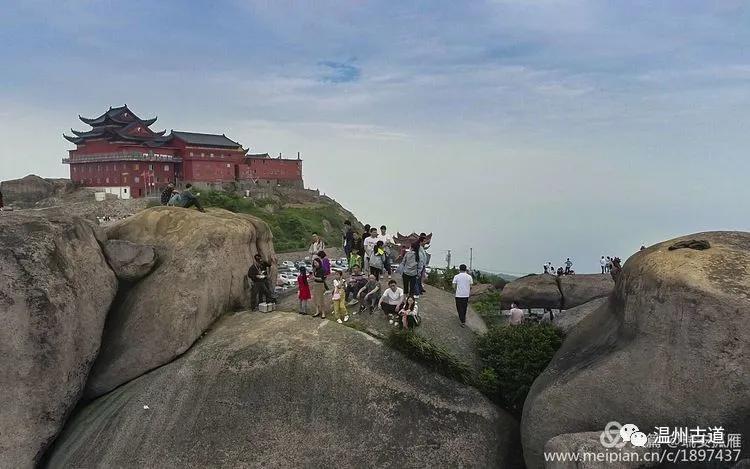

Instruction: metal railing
[62,152,183,164]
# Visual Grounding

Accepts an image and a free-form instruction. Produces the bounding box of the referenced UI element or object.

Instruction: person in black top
[248,254,274,310]
[160,183,175,205]
[343,220,355,259]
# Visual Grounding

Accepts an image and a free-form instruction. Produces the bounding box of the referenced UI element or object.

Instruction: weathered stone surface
[544,432,657,469]
[553,297,608,335]
[49,312,521,468]
[558,274,613,309]
[84,206,276,398]
[522,232,750,469]
[0,211,117,468]
[0,175,74,208]
[501,273,562,309]
[102,239,156,281]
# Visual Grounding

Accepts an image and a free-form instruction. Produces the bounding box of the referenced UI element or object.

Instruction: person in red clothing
[297,266,312,315]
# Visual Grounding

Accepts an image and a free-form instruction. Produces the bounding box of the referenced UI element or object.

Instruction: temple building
[63,105,303,198]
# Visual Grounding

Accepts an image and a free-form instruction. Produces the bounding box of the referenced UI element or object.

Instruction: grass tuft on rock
[386,330,475,384]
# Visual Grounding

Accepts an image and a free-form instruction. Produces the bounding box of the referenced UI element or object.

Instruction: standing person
[378,225,394,279]
[319,251,331,276]
[311,258,328,318]
[452,264,473,328]
[509,303,525,325]
[415,235,430,298]
[247,254,273,311]
[605,256,612,273]
[297,266,311,315]
[160,183,175,205]
[363,227,379,274]
[309,234,325,260]
[543,263,549,274]
[356,229,366,269]
[400,242,420,296]
[343,220,355,260]
[399,295,420,330]
[357,274,381,314]
[348,249,363,272]
[331,270,349,324]
[600,256,606,274]
[565,258,573,275]
[369,240,386,280]
[379,279,404,324]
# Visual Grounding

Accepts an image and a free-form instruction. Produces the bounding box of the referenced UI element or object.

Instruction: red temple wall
[70,161,177,187]
[243,159,302,180]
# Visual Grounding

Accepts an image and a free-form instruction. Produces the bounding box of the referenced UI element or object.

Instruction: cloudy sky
[2,0,749,274]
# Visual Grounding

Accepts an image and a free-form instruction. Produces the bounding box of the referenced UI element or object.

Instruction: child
[297,266,311,315]
[348,250,363,272]
[332,270,349,324]
[399,295,420,330]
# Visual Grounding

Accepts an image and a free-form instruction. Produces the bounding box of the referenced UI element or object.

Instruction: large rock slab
[84,206,276,398]
[0,211,117,468]
[553,297,608,335]
[48,312,521,468]
[558,274,613,309]
[102,239,156,281]
[501,273,562,309]
[0,175,73,208]
[522,232,750,468]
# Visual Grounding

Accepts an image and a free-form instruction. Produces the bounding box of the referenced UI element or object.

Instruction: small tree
[476,324,563,416]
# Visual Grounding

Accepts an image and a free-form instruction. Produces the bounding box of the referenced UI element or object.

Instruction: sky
[1,0,749,274]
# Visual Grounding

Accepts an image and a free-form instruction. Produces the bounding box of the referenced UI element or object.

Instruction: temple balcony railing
[62,152,183,164]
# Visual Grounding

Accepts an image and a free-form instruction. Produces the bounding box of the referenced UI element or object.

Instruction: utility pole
[469,248,473,271]
[446,250,452,269]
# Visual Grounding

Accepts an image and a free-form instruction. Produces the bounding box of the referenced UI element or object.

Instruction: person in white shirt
[378,225,394,279]
[308,233,325,260]
[363,227,379,273]
[452,264,474,328]
[600,256,606,274]
[509,303,525,325]
[379,279,404,323]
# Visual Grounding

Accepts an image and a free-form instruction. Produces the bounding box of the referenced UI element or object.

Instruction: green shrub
[426,267,458,291]
[386,330,474,384]
[200,190,348,252]
[471,290,505,327]
[476,323,563,416]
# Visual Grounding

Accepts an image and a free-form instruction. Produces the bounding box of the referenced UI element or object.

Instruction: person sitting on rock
[248,254,274,311]
[357,274,381,314]
[399,295,420,330]
[346,266,367,305]
[179,184,205,212]
[160,183,176,205]
[556,267,564,276]
[379,279,404,324]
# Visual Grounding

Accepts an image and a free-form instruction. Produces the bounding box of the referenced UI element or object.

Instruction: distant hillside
[201,190,363,252]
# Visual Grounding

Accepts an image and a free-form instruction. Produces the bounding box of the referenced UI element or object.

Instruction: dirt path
[276,277,488,372]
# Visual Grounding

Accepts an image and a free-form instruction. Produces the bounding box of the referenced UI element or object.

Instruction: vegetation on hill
[201,190,359,252]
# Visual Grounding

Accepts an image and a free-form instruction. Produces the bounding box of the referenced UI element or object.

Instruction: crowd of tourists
[291,222,474,329]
